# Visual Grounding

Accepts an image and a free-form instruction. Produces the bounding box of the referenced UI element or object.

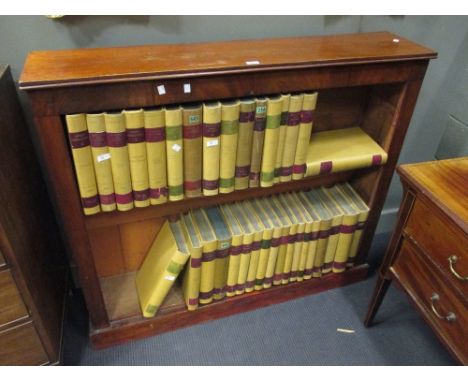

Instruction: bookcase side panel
[31,113,109,328]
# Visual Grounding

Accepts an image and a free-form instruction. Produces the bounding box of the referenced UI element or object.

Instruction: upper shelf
[19,31,437,90]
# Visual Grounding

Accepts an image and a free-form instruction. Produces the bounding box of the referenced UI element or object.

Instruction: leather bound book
[219,100,240,194]
[165,106,184,201]
[234,99,255,190]
[202,102,222,196]
[249,97,268,188]
[182,104,203,198]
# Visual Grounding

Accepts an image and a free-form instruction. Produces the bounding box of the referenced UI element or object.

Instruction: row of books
[65,92,319,215]
[136,182,370,318]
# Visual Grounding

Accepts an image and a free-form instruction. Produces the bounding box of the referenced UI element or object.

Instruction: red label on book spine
[115,192,133,204]
[149,187,168,198]
[235,165,250,177]
[203,179,219,190]
[288,112,301,125]
[69,131,90,148]
[145,127,165,142]
[81,195,99,208]
[133,189,149,201]
[183,124,202,139]
[319,161,333,174]
[89,132,107,147]
[126,128,145,143]
[99,193,116,205]
[300,110,314,123]
[106,132,127,147]
[203,123,221,137]
[239,111,255,122]
[184,180,201,191]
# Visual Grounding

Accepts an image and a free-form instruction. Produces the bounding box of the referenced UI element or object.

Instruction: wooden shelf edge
[85,168,384,229]
[90,264,369,349]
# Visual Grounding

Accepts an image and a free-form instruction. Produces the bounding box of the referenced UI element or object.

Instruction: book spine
[234,101,255,190]
[236,234,253,295]
[273,227,290,286]
[289,224,305,283]
[274,95,291,184]
[313,220,331,277]
[198,242,217,305]
[144,109,168,205]
[245,232,263,292]
[322,216,343,274]
[219,101,240,194]
[303,222,320,280]
[124,109,150,207]
[292,92,318,180]
[249,98,267,188]
[225,236,243,297]
[86,113,116,212]
[202,102,222,196]
[254,228,273,291]
[104,113,134,211]
[333,214,358,273]
[182,106,203,198]
[182,248,203,311]
[347,213,368,267]
[260,97,282,187]
[66,114,100,215]
[142,250,188,317]
[263,227,282,288]
[282,224,298,284]
[280,94,304,182]
[296,224,311,282]
[213,239,230,301]
[165,107,184,201]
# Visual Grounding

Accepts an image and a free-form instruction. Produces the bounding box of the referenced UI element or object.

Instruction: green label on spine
[266,114,281,129]
[169,184,184,196]
[167,260,184,274]
[261,171,275,182]
[219,177,235,188]
[166,125,182,140]
[221,120,239,135]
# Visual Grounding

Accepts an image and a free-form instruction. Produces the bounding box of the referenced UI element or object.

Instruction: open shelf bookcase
[20,32,436,349]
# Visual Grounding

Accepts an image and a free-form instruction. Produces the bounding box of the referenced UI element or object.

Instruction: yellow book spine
[245,231,263,292]
[165,107,184,201]
[182,105,203,198]
[282,223,298,285]
[322,215,343,274]
[234,100,255,190]
[347,211,369,267]
[86,113,116,212]
[198,240,217,305]
[141,250,188,317]
[260,97,282,187]
[124,109,150,208]
[296,222,312,282]
[303,221,320,280]
[202,102,222,196]
[313,220,332,277]
[66,114,100,215]
[280,94,304,182]
[144,109,168,205]
[213,240,230,301]
[263,227,282,288]
[274,94,290,184]
[226,235,243,297]
[104,112,133,211]
[254,228,273,291]
[249,98,268,188]
[219,101,240,193]
[292,92,318,180]
[236,233,254,295]
[333,214,359,273]
[273,226,290,285]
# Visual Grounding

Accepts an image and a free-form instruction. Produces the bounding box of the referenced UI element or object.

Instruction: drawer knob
[430,293,456,322]
[448,255,468,281]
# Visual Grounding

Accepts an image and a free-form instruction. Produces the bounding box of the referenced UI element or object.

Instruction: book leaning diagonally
[136,220,190,317]
[124,109,150,207]
[66,114,100,215]
[86,113,116,212]
[104,112,134,211]
[165,106,184,201]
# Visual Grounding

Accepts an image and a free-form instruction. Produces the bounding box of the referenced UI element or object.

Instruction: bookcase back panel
[88,217,164,278]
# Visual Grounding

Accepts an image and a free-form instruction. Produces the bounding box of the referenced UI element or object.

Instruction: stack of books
[135,182,370,317]
[65,93,387,215]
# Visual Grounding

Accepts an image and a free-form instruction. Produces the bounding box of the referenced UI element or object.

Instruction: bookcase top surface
[19,31,436,90]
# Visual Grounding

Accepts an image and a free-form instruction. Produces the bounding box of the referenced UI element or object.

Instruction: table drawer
[0,269,29,327]
[0,321,49,365]
[405,198,468,294]
[392,239,467,363]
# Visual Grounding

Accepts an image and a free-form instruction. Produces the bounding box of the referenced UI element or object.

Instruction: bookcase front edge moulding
[19,31,437,349]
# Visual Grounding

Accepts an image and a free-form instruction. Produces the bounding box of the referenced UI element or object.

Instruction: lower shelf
[91,264,369,349]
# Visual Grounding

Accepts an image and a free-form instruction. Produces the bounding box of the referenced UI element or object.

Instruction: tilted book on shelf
[305,127,388,177]
[124,109,150,207]
[323,185,360,273]
[241,201,264,293]
[202,102,222,196]
[274,94,291,184]
[86,113,116,212]
[219,204,243,297]
[292,92,318,180]
[182,104,203,198]
[66,114,100,215]
[104,112,134,211]
[191,208,217,305]
[336,183,370,267]
[260,96,282,187]
[144,108,168,205]
[135,220,190,317]
[280,93,304,182]
[234,99,255,190]
[181,213,203,311]
[165,106,184,201]
[219,101,240,194]
[249,97,267,188]
[205,206,231,301]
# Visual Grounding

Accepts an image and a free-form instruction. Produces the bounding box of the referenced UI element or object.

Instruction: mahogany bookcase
[19,31,436,349]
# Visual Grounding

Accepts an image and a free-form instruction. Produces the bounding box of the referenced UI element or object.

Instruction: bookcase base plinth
[90,264,369,349]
